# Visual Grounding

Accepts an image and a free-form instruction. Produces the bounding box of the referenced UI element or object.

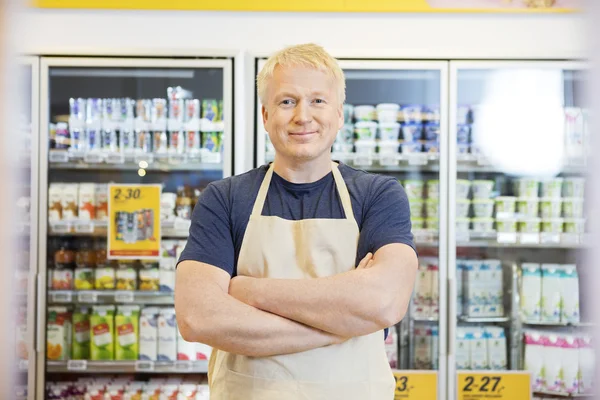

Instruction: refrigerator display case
[256,59,449,399]
[37,57,232,399]
[447,61,591,400]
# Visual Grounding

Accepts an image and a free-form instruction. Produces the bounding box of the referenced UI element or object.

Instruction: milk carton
[464,261,485,317]
[456,260,464,316]
[90,305,115,360]
[470,327,489,370]
[541,264,562,323]
[384,325,398,368]
[485,327,507,370]
[524,331,546,392]
[412,263,432,319]
[115,306,140,360]
[139,307,159,361]
[564,107,584,160]
[484,260,504,317]
[578,335,594,394]
[431,326,439,370]
[61,183,79,220]
[177,325,197,361]
[196,343,213,361]
[159,241,178,292]
[72,307,90,360]
[158,308,177,361]
[545,334,564,392]
[46,306,71,361]
[414,324,432,369]
[95,184,108,221]
[428,261,440,319]
[560,264,580,324]
[78,183,96,220]
[521,263,542,322]
[455,327,471,370]
[562,335,580,394]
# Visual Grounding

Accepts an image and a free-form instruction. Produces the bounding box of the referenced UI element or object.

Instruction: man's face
[262,65,344,162]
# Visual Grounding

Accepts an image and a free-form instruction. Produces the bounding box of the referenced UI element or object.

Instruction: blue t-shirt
[178,162,416,274]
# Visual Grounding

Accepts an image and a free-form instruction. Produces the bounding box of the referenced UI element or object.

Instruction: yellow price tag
[457,371,531,400]
[393,370,437,400]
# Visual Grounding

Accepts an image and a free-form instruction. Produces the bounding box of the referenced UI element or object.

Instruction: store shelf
[48,290,174,305]
[453,231,588,249]
[412,316,439,322]
[456,154,587,175]
[48,219,190,238]
[46,360,208,374]
[459,316,510,323]
[522,321,595,328]
[534,390,594,398]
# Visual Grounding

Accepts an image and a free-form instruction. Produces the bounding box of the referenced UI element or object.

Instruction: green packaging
[202,99,219,121]
[90,305,115,360]
[115,306,140,360]
[72,307,90,360]
[202,132,223,153]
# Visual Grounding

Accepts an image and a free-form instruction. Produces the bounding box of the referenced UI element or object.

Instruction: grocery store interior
[4,3,599,400]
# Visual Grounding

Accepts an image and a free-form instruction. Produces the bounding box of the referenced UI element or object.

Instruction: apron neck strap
[251,162,355,221]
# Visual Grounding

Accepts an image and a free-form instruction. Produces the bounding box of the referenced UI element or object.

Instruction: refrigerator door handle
[447,277,456,357]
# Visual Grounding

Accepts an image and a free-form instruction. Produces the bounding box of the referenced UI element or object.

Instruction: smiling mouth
[289,131,317,136]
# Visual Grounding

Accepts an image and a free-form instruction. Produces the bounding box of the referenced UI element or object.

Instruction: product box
[485,327,507,370]
[177,325,197,361]
[195,342,213,361]
[90,305,115,360]
[484,259,504,317]
[61,183,79,221]
[95,185,108,221]
[414,324,432,370]
[46,306,71,361]
[428,260,440,319]
[78,183,96,221]
[560,264,580,324]
[412,263,432,319]
[524,331,546,392]
[72,307,91,360]
[541,264,562,323]
[158,308,177,361]
[545,334,564,392]
[470,327,489,370]
[578,335,594,394]
[464,261,485,317]
[455,327,471,370]
[115,306,140,360]
[521,263,542,322]
[48,183,63,221]
[431,326,439,370]
[562,335,580,394]
[139,307,159,361]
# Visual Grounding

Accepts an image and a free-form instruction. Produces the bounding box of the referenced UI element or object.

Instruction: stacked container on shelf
[404,179,439,232]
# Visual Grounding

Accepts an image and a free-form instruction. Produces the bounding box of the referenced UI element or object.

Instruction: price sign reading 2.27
[393,370,437,399]
[107,184,162,260]
[457,371,531,400]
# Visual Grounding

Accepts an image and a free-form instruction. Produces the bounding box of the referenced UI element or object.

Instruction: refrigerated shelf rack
[46,360,209,374]
[49,160,223,172]
[534,391,595,398]
[48,290,175,305]
[48,219,191,238]
[458,316,510,323]
[522,321,596,328]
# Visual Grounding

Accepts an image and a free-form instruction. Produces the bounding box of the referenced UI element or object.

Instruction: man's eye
[281,99,294,105]
[314,99,325,104]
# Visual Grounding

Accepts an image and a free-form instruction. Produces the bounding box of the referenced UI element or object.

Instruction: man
[175,43,418,399]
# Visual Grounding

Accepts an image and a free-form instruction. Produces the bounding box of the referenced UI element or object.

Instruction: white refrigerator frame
[447,60,588,400]
[255,58,450,400]
[36,57,233,399]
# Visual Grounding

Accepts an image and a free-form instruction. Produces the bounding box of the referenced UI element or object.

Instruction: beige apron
[208,162,395,400]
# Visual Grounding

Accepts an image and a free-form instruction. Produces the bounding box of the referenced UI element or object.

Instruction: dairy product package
[470,327,489,370]
[521,263,542,322]
[72,307,90,360]
[578,335,594,394]
[78,183,96,220]
[428,260,440,319]
[560,264,580,324]
[61,183,79,220]
[545,334,564,392]
[90,305,115,360]
[524,331,546,392]
[159,240,178,292]
[158,308,177,361]
[455,327,471,370]
[564,107,585,160]
[541,264,562,323]
[411,263,432,319]
[414,324,432,369]
[48,183,63,221]
[464,260,485,317]
[195,342,213,361]
[485,327,507,370]
[384,325,398,368]
[95,184,108,220]
[562,335,580,394]
[177,325,197,361]
[484,259,503,317]
[46,306,71,361]
[456,261,464,316]
[431,326,439,370]
[115,305,140,360]
[139,307,159,361]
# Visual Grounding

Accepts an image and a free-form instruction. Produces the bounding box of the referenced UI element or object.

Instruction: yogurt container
[564,218,585,234]
[404,180,424,199]
[495,196,517,216]
[411,217,425,230]
[562,198,584,218]
[353,105,375,121]
[457,143,470,154]
[401,142,422,154]
[423,106,440,122]
[540,178,564,199]
[518,218,541,233]
[378,140,399,156]
[354,140,376,156]
[496,218,517,233]
[541,218,564,233]
[456,124,471,144]
[456,218,471,232]
[563,177,585,198]
[401,123,423,142]
[425,199,439,218]
[401,104,423,123]
[456,180,471,199]
[517,198,539,218]
[423,141,439,154]
[425,218,439,231]
[472,199,494,218]
[471,180,495,199]
[426,180,440,199]
[354,121,377,140]
[456,200,471,218]
[472,218,494,232]
[378,122,400,141]
[539,198,563,218]
[423,122,440,141]
[376,103,400,123]
[514,178,540,198]
[409,199,424,218]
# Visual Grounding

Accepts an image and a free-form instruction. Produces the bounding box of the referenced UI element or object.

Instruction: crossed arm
[175,243,417,357]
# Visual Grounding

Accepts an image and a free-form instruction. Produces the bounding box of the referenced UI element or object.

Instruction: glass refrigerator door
[15,56,39,400]
[448,61,589,400]
[38,57,232,397]
[256,59,449,400]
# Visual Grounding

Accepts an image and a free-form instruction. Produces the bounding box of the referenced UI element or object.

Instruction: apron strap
[251,163,275,216]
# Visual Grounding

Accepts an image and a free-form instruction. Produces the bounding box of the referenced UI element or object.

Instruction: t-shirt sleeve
[177,183,235,275]
[359,177,417,256]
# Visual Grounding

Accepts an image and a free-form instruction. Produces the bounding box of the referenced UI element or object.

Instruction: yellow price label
[393,370,437,400]
[457,371,531,400]
[108,184,161,259]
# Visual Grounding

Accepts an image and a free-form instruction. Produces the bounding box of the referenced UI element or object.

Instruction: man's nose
[293,101,312,124]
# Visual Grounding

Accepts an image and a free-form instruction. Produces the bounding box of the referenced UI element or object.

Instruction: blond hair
[257,43,346,105]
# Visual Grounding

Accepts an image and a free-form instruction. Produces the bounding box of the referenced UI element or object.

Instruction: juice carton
[195,342,213,361]
[431,325,439,370]
[485,327,507,370]
[46,306,71,361]
[484,259,504,317]
[414,324,432,369]
[139,307,159,361]
[541,264,562,323]
[115,305,140,360]
[455,327,471,370]
[524,330,546,391]
[470,327,489,370]
[61,183,79,221]
[95,184,108,221]
[48,183,63,221]
[427,260,440,319]
[177,324,197,361]
[521,263,542,322]
[72,307,91,360]
[578,335,594,394]
[562,335,580,394]
[545,334,564,392]
[560,264,580,324]
[464,260,484,317]
[78,183,96,221]
[158,308,177,361]
[384,325,398,369]
[412,263,431,319]
[90,305,115,360]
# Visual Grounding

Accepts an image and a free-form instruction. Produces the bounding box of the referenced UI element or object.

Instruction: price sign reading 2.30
[457,371,531,400]
[107,184,161,260]
[393,370,437,400]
